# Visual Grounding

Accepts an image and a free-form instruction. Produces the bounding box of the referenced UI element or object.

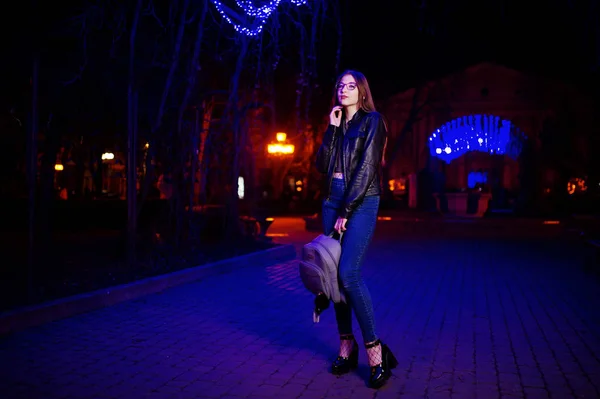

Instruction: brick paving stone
[280,382,308,396]
[452,382,477,398]
[524,387,551,399]
[401,376,427,396]
[373,387,401,399]
[426,391,453,399]
[518,366,545,389]
[475,383,501,399]
[2,224,600,399]
[184,381,232,398]
[498,372,522,395]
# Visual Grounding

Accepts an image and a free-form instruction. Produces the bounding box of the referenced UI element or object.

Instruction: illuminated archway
[428,114,527,163]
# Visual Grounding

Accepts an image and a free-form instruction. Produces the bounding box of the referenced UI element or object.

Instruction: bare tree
[27,57,39,302]
[384,82,434,171]
[174,0,208,244]
[138,0,192,220]
[126,0,143,268]
[27,0,343,277]
[248,0,342,205]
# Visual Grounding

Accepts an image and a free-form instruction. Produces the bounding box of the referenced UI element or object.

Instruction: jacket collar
[349,108,366,122]
[344,109,366,131]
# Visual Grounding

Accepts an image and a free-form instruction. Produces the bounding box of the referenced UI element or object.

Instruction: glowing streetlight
[267,132,294,155]
[55,164,64,171]
[267,143,295,154]
[102,152,115,160]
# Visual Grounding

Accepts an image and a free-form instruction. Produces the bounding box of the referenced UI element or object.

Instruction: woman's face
[337,74,359,108]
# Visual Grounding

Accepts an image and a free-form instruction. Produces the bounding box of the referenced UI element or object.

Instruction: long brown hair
[331,70,377,113]
[331,70,389,166]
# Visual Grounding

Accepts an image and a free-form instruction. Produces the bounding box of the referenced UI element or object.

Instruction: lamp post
[266,132,295,203]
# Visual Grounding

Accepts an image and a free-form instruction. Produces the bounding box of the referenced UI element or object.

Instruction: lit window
[238,177,245,199]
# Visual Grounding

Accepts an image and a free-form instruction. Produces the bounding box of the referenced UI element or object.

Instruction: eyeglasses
[336,82,357,91]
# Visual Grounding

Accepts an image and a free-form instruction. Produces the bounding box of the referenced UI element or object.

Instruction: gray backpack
[299,233,346,322]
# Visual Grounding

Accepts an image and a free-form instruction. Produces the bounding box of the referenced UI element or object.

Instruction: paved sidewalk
[1,220,600,398]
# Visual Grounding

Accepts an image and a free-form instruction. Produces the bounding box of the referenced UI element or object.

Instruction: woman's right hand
[329,106,343,127]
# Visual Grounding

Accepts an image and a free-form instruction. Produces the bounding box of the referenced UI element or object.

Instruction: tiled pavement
[1,219,600,399]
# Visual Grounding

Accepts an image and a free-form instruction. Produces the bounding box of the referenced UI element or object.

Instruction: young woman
[316,70,397,388]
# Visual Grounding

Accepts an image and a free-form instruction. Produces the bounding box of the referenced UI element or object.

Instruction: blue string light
[428,114,526,163]
[211,0,307,37]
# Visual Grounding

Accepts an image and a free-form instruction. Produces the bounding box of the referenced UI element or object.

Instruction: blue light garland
[428,114,526,163]
[211,0,307,37]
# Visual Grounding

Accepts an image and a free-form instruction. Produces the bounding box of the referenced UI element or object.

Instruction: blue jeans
[322,178,380,343]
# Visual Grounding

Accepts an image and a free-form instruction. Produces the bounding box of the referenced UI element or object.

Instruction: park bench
[239,215,274,240]
[303,213,321,232]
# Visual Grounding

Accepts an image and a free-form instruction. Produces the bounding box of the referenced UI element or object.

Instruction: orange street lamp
[267,143,295,154]
[267,132,294,155]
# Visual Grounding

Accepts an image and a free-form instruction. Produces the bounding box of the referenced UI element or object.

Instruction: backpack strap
[327,231,344,243]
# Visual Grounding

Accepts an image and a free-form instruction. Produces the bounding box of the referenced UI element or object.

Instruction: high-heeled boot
[366,339,398,388]
[331,334,359,375]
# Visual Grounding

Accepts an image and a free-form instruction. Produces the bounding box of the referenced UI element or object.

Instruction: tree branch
[152,0,191,134]
[333,0,342,74]
[387,82,434,165]
[177,0,208,129]
[63,13,89,85]
[144,0,165,29]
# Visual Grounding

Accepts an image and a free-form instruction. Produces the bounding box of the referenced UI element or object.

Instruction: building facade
[380,63,595,213]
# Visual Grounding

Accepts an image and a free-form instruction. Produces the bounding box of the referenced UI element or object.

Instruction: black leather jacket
[316,109,387,219]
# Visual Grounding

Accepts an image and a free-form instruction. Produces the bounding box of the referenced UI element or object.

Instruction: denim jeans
[322,178,380,343]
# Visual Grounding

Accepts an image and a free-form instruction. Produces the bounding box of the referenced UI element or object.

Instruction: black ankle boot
[366,339,398,388]
[331,334,359,375]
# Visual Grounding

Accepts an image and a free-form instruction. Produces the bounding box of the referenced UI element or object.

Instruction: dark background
[1,1,598,128]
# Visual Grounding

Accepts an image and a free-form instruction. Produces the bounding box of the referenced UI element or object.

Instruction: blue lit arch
[428,114,527,163]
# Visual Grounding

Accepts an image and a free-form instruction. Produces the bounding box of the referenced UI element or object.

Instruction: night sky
[1,1,598,124]
[340,1,598,98]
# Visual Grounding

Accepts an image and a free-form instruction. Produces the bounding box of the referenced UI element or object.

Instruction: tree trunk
[226,36,250,236]
[274,156,294,201]
[174,0,207,244]
[126,91,139,268]
[191,108,200,211]
[127,0,143,269]
[387,84,430,167]
[27,56,39,302]
[138,0,191,220]
[198,100,213,205]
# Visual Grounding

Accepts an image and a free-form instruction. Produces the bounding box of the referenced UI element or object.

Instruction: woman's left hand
[334,217,348,234]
